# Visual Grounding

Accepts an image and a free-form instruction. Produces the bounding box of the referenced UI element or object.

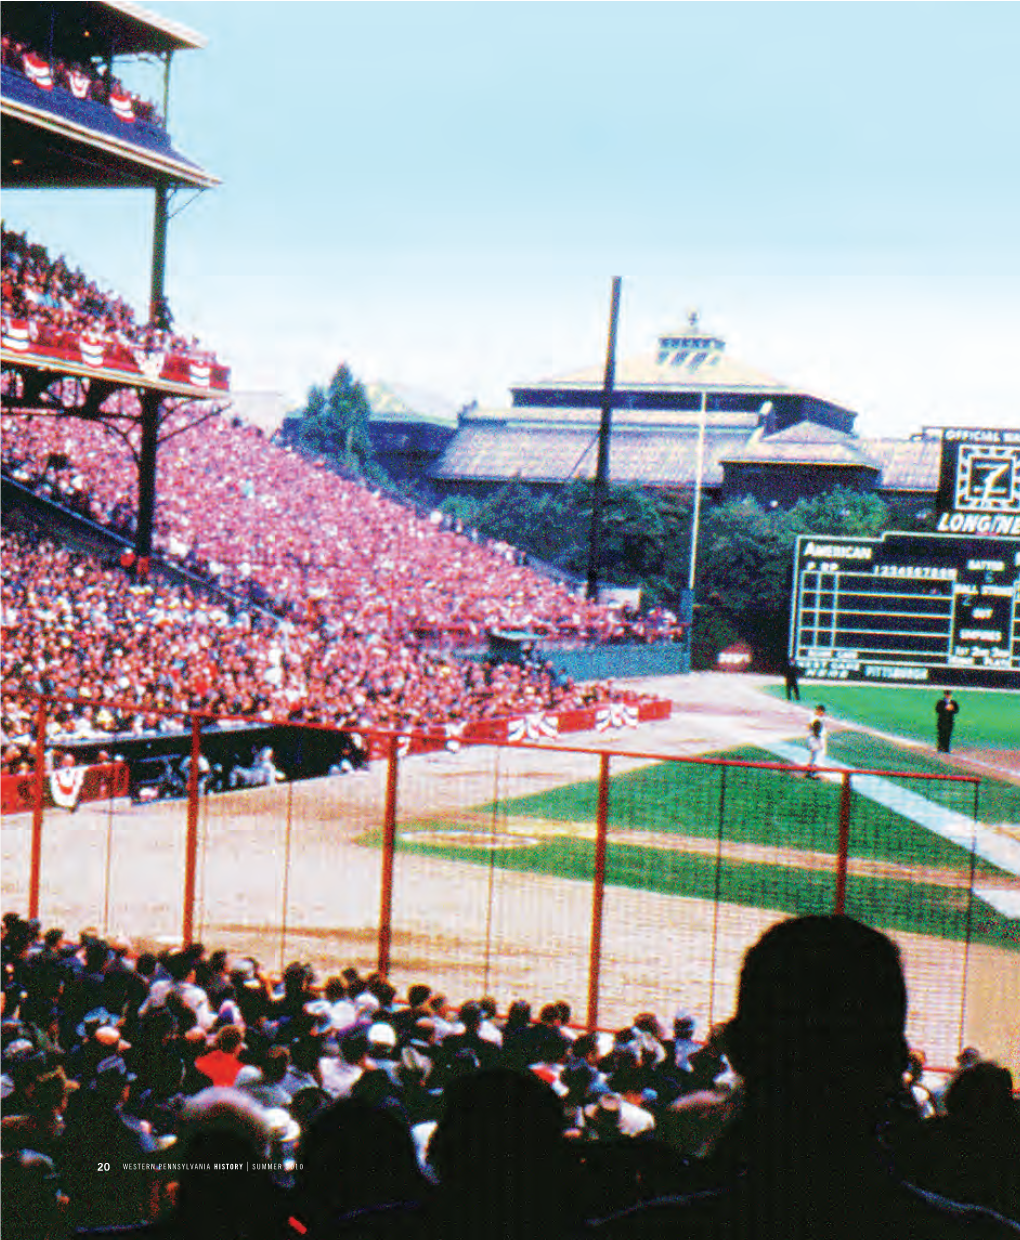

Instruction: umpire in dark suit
[936,690,960,753]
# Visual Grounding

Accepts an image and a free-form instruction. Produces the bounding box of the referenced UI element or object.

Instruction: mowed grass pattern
[394,746,1018,950]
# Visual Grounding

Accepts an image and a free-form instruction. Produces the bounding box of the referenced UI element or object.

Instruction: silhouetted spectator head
[407,982,432,1010]
[446,1048,481,1081]
[213,1024,243,1055]
[945,1061,1016,1126]
[165,952,194,984]
[429,1068,580,1236]
[296,1096,426,1225]
[633,1011,663,1040]
[539,1002,562,1027]
[561,1061,597,1108]
[1,1149,64,1240]
[458,1000,482,1033]
[726,915,908,1114]
[262,1045,289,1085]
[323,975,346,1003]
[340,1029,369,1067]
[674,1011,696,1039]
[505,999,532,1029]
[366,975,396,1008]
[956,1045,983,1069]
[366,1021,397,1058]
[572,1032,600,1063]
[171,1088,279,1232]
[290,1035,321,1075]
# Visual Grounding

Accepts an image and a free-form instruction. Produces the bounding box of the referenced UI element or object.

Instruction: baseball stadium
[2,4,1019,1235]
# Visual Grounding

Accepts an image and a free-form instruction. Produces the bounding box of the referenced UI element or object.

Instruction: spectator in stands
[293,1095,431,1233]
[427,1067,586,1239]
[2,228,216,385]
[0,1065,76,1162]
[0,1147,68,1240]
[0,517,653,742]
[895,1060,1020,1221]
[237,1044,291,1110]
[193,1023,246,1088]
[591,915,1020,1238]
[5,903,1020,1234]
[61,1052,158,1229]
[146,1088,287,1240]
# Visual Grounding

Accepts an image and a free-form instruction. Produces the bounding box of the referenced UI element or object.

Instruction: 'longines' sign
[936,427,1020,535]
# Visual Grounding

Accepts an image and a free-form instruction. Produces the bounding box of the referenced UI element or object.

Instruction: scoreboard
[789,532,1020,684]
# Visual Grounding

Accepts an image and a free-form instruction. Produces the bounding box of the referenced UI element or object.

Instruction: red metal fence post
[182,712,201,944]
[586,752,611,1032]
[834,771,853,915]
[28,698,48,920]
[279,782,294,972]
[378,735,399,976]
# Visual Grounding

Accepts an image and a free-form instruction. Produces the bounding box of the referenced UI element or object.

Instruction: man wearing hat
[66,1008,130,1085]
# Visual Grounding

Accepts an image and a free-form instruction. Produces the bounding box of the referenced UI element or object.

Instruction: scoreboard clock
[789,532,1020,684]
[936,426,1020,535]
[954,443,1020,513]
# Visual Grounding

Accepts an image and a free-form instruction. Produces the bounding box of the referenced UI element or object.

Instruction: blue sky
[5,2,1019,436]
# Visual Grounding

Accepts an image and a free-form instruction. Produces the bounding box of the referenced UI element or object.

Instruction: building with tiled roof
[719,423,883,505]
[425,320,943,513]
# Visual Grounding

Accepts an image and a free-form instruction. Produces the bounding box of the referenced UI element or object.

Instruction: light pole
[687,390,708,593]
[586,277,623,601]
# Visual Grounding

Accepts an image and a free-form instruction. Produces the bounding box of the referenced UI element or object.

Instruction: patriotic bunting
[23,52,53,90]
[2,320,31,352]
[50,767,86,810]
[133,349,167,380]
[80,338,105,368]
[596,703,640,731]
[109,88,135,123]
[67,68,91,99]
[508,713,559,743]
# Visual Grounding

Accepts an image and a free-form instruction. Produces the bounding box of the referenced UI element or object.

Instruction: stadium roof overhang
[1,1,205,58]
[1,100,218,189]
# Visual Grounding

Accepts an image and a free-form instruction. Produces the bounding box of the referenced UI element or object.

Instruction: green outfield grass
[388,744,1018,950]
[822,731,1020,826]
[763,683,1020,751]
